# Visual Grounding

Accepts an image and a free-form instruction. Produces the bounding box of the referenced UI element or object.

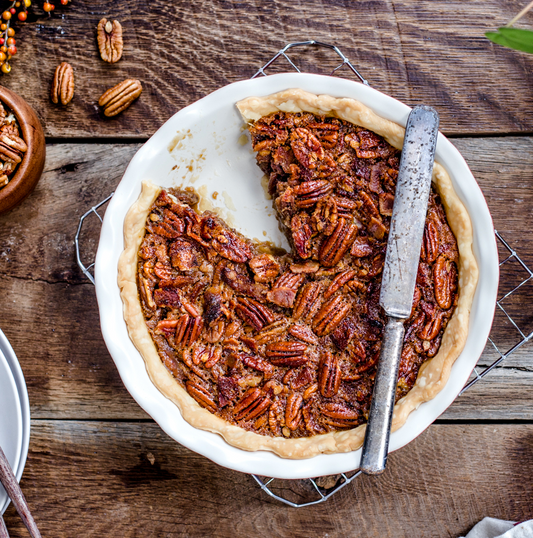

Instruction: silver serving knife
[360,105,439,475]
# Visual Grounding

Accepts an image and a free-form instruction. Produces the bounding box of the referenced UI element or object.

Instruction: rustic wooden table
[1,1,533,536]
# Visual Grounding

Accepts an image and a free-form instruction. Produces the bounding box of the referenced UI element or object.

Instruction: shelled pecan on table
[98,79,142,117]
[97,18,123,63]
[50,62,74,105]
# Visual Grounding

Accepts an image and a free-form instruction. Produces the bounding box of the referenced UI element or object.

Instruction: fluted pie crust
[117,89,478,459]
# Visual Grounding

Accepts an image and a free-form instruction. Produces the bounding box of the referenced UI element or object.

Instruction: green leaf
[485,29,533,53]
[498,26,533,46]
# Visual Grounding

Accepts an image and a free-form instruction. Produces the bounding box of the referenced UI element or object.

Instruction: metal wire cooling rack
[75,41,533,508]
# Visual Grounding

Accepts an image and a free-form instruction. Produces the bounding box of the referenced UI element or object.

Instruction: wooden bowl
[0,86,45,214]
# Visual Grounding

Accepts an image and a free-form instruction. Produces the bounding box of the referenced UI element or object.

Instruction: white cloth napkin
[462,518,533,538]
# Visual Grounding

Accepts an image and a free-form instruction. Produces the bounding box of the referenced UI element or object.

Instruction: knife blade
[360,105,439,475]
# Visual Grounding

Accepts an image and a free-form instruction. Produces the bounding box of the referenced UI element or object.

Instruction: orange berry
[8,45,15,55]
[0,46,7,53]
[2,11,11,20]
[1,62,11,73]
[43,2,53,12]
[7,38,15,45]
[17,11,26,21]
[15,2,20,7]
[0,24,6,31]
[7,28,14,36]
[0,52,6,62]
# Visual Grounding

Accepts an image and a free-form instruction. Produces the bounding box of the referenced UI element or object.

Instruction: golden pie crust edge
[117,89,479,459]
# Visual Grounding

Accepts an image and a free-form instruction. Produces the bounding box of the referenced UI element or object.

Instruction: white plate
[0,329,30,513]
[95,73,499,479]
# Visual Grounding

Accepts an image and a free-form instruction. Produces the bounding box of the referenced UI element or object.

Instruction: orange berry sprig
[43,0,70,12]
[0,0,70,73]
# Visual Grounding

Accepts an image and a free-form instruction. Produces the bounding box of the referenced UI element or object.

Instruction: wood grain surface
[0,0,533,138]
[3,422,533,538]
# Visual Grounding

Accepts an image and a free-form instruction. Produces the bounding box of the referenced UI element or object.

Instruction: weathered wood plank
[0,0,532,137]
[3,422,533,537]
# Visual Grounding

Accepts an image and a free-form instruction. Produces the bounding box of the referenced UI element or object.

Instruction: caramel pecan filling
[137,112,459,438]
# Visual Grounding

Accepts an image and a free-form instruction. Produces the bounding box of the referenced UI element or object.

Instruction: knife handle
[360,316,405,475]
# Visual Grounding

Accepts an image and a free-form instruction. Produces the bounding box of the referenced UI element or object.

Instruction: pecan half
[312,294,352,336]
[191,345,222,369]
[294,180,334,208]
[293,282,322,322]
[240,354,274,379]
[285,392,303,430]
[50,62,74,105]
[98,79,142,117]
[235,297,276,330]
[264,340,309,366]
[97,18,123,63]
[265,341,307,360]
[423,219,440,263]
[175,314,203,346]
[254,319,289,345]
[321,402,360,427]
[291,213,313,259]
[323,269,357,300]
[211,228,252,263]
[186,380,217,413]
[434,255,456,310]
[419,310,444,341]
[319,218,358,267]
[318,351,341,397]
[288,324,319,345]
[290,127,325,169]
[233,388,272,421]
[0,134,27,164]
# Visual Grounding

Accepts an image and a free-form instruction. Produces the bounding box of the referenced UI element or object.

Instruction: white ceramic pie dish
[95,73,498,479]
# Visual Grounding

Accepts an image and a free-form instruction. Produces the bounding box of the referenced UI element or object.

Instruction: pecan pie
[118,90,478,458]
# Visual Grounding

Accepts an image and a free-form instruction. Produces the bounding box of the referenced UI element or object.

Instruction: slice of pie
[117,89,478,458]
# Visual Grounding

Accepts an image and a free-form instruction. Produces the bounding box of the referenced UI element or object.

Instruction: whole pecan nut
[50,62,74,105]
[98,79,142,117]
[97,18,123,63]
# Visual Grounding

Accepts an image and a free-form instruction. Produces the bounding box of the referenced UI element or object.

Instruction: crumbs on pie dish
[117,90,478,458]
